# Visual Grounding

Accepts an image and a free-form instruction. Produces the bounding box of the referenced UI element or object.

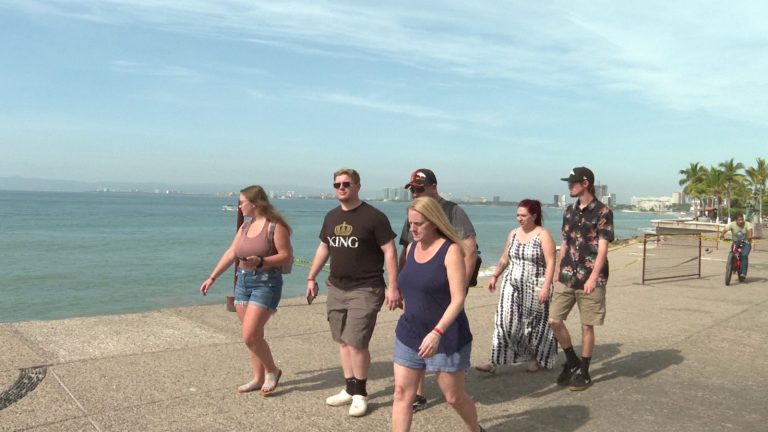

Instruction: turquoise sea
[0,191,661,323]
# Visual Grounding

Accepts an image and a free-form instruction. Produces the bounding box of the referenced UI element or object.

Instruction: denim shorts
[393,337,471,373]
[234,268,282,312]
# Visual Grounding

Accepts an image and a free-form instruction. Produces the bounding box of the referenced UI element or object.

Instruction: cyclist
[720,213,753,280]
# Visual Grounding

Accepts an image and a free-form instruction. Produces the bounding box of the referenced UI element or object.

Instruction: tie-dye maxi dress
[489,231,558,368]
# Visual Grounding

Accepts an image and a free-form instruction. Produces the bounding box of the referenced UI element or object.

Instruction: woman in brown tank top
[199,185,292,396]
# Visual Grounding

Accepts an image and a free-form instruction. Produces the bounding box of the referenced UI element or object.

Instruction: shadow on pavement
[469,343,623,404]
[281,360,395,396]
[483,404,589,432]
[592,348,683,383]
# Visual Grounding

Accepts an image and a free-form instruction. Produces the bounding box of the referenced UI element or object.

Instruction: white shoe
[326,389,353,406]
[348,395,368,417]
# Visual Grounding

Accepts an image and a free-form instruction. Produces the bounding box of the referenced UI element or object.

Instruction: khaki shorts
[326,284,385,348]
[550,283,606,326]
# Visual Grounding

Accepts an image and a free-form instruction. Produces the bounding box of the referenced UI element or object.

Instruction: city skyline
[2,2,767,202]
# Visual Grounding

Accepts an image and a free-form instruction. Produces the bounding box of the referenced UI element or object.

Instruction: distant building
[395,188,409,201]
[558,194,568,208]
[595,183,608,200]
[671,191,684,205]
[553,195,559,206]
[383,187,411,201]
[631,196,672,211]
[492,196,500,204]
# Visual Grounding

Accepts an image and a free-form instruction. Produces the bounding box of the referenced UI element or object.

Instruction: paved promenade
[2,241,767,431]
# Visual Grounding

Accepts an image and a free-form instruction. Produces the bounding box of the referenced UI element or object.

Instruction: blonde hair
[333,168,360,184]
[240,185,292,235]
[408,197,468,256]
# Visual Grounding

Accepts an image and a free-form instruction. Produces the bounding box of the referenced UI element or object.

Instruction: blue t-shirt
[395,239,472,354]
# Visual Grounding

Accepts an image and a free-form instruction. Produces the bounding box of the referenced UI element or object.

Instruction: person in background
[306,168,401,417]
[548,167,614,391]
[720,212,753,280]
[399,168,478,412]
[476,199,558,374]
[200,185,292,396]
[392,196,485,432]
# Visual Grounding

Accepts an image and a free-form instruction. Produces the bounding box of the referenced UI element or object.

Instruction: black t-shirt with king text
[320,202,396,289]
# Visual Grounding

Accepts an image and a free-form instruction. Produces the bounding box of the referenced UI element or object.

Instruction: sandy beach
[2,240,767,431]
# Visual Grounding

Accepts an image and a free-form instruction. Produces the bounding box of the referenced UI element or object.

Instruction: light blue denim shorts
[393,337,471,373]
[234,268,283,312]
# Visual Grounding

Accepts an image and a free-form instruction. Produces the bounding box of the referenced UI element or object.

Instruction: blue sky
[1,1,766,203]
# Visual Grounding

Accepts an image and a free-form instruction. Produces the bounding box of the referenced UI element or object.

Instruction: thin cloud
[305,91,503,127]
[9,0,768,123]
[307,92,457,121]
[111,60,203,80]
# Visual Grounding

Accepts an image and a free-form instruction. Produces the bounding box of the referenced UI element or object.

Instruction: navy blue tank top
[395,239,472,354]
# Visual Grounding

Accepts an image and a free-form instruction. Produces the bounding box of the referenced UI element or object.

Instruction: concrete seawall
[2,242,767,431]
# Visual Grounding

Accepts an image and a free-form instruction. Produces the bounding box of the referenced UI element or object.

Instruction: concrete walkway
[2,241,767,431]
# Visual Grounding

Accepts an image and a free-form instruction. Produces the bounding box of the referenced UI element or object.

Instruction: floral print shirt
[558,199,615,290]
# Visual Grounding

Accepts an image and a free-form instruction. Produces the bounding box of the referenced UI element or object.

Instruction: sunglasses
[333,181,352,189]
[409,186,425,193]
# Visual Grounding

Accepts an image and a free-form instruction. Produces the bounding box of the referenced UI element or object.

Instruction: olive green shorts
[550,284,606,326]
[326,284,385,349]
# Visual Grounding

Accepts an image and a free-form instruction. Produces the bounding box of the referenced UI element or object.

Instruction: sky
[1,1,767,203]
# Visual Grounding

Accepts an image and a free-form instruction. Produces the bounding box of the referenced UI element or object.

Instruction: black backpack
[440,200,482,287]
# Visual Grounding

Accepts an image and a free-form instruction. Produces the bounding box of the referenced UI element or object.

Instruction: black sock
[345,377,356,395]
[563,346,580,366]
[354,378,368,397]
[580,356,592,376]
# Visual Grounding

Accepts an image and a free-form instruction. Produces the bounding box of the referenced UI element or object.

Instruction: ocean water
[0,191,660,323]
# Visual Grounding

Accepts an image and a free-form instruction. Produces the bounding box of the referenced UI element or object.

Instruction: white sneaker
[348,395,368,417]
[326,389,353,406]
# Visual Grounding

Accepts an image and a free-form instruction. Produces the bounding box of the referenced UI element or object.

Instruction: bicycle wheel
[725,252,734,286]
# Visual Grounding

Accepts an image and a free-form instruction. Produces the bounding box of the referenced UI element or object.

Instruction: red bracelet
[307,278,316,282]
[432,327,444,336]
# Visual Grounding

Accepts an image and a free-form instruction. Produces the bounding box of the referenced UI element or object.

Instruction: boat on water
[221,205,237,212]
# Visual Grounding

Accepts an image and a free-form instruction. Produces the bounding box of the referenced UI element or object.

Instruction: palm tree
[678,162,707,216]
[703,167,726,222]
[718,158,745,222]
[745,157,768,223]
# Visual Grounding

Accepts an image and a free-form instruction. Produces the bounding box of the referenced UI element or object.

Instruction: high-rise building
[553,195,559,206]
[595,183,608,200]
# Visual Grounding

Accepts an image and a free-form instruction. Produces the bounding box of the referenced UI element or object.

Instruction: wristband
[307,277,316,282]
[209,275,216,281]
[256,256,264,269]
[432,327,444,337]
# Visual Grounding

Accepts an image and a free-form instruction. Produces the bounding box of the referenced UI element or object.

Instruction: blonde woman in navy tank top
[392,197,486,432]
[199,185,293,396]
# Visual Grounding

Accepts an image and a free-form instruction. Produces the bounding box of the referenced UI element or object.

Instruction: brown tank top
[235,219,273,269]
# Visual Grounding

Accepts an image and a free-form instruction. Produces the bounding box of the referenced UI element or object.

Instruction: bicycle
[724,231,748,286]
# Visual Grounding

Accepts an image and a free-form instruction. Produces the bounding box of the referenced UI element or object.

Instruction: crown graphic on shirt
[335,221,353,236]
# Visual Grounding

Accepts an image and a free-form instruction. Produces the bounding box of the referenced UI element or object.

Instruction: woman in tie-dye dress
[476,199,558,373]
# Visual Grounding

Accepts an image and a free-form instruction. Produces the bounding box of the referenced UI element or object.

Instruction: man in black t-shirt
[306,168,401,417]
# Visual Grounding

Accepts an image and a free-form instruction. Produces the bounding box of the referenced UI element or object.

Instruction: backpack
[267,221,293,274]
[440,200,481,287]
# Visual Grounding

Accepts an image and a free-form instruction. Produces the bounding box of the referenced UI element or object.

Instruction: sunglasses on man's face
[333,181,352,189]
[410,186,425,193]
